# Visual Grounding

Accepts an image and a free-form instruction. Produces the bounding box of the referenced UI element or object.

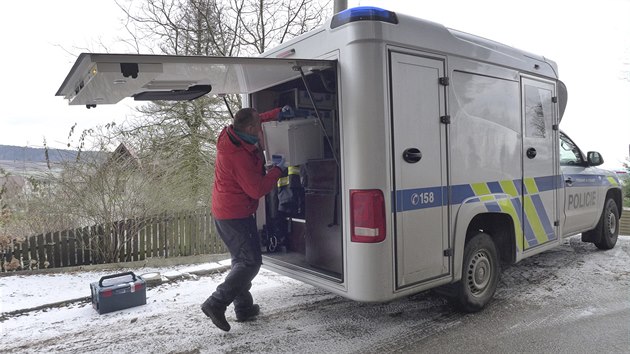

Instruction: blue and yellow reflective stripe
[394,175,564,251]
[487,198,525,252]
[607,176,619,186]
[471,182,491,196]
[471,179,528,251]
[394,173,619,251]
[475,178,555,249]
[523,178,539,194]
[499,180,520,197]
[396,176,558,211]
[507,198,526,250]
[478,181,556,249]
[523,195,548,245]
[563,174,619,188]
[532,175,562,192]
[530,194,555,240]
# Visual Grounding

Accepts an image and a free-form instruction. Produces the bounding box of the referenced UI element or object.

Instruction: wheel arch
[606,187,622,217]
[466,213,516,265]
[581,189,622,247]
[452,203,518,281]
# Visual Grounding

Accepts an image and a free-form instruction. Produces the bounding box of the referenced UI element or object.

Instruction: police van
[56,7,623,311]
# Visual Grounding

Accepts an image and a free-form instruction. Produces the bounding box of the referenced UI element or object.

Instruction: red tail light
[350,189,386,243]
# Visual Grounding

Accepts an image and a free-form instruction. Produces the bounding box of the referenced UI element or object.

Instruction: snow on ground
[0,261,230,313]
[0,235,628,353]
[0,257,340,352]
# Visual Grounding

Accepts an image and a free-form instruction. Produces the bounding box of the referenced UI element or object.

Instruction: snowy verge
[0,259,231,314]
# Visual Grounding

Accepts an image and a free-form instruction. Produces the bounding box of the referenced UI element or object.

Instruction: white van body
[57,7,622,309]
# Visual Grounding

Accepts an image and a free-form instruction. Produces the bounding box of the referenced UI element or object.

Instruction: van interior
[250,68,343,282]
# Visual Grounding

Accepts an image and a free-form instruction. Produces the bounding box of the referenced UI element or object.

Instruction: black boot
[235,304,260,322]
[201,297,230,332]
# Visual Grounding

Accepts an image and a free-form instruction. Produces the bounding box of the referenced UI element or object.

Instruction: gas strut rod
[293,65,339,168]
[220,94,234,119]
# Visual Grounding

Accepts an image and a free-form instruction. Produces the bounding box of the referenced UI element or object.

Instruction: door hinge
[554,220,560,226]
[552,96,558,103]
[443,248,453,257]
[552,124,559,131]
[439,77,449,86]
[440,115,451,124]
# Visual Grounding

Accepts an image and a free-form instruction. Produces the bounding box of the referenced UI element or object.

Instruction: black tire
[593,198,619,250]
[454,232,500,312]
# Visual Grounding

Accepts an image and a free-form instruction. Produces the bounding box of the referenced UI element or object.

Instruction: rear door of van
[56,53,335,106]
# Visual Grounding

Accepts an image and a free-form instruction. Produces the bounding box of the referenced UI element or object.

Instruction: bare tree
[113,1,243,206]
[235,0,331,54]
[118,99,219,205]
[107,0,331,207]
[116,0,330,55]
[0,0,334,267]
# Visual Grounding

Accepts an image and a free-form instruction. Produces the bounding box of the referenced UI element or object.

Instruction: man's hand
[277,105,313,121]
[271,154,286,169]
[278,105,294,121]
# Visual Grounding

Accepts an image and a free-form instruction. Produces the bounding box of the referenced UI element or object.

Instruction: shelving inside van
[251,68,343,281]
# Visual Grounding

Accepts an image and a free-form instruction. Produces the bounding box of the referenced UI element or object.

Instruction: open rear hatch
[57,53,343,282]
[56,53,335,106]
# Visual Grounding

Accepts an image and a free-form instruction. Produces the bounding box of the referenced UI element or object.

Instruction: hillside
[0,145,79,163]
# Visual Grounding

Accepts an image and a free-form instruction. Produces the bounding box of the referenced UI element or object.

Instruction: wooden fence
[1,209,226,272]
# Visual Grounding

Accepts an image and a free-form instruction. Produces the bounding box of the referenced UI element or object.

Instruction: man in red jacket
[201,107,284,332]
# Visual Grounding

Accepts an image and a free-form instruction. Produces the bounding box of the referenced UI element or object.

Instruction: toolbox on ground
[90,271,147,314]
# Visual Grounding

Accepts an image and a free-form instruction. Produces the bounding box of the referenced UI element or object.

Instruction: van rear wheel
[454,232,499,312]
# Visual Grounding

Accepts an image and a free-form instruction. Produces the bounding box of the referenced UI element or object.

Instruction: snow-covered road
[1,235,629,353]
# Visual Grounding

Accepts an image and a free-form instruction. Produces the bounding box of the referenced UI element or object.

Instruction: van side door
[390,51,449,288]
[521,77,559,250]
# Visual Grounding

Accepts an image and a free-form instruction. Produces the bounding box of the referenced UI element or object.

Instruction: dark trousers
[211,216,262,310]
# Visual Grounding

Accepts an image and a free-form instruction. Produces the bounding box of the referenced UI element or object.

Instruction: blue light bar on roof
[330,6,398,29]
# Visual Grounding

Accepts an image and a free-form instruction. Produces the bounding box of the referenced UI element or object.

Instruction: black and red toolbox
[90,271,147,314]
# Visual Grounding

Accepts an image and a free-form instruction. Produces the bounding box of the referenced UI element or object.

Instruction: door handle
[403,148,422,163]
[565,176,573,186]
[526,147,537,159]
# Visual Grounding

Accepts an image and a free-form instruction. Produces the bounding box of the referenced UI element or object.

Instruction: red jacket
[211,125,282,219]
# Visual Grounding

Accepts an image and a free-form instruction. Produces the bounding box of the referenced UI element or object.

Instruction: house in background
[108,143,141,170]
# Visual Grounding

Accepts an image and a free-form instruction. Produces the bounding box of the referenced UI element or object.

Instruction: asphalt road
[405,282,630,354]
[371,236,630,353]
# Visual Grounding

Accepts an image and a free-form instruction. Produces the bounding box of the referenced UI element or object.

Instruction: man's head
[233,108,261,136]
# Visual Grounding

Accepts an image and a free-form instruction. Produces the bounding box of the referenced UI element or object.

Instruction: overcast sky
[1,0,629,168]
